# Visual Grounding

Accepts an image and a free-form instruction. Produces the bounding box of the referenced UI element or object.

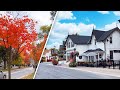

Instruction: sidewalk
[3,66,29,73]
[49,61,120,78]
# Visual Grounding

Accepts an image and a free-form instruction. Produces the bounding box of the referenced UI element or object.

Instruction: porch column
[88,56,90,62]
[98,53,99,61]
[87,56,89,62]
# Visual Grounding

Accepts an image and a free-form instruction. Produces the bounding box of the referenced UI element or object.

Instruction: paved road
[35,63,120,79]
[5,67,34,79]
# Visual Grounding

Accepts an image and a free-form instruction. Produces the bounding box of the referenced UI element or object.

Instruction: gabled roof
[89,27,120,43]
[65,27,120,45]
[98,27,120,41]
[93,29,106,41]
[88,29,106,43]
[66,34,91,45]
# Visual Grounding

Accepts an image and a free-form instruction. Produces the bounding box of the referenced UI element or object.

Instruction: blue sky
[46,11,120,49]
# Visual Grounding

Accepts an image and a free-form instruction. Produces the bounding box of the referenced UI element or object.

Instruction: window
[95,39,96,45]
[79,56,82,59]
[71,42,74,47]
[71,42,72,47]
[67,42,69,48]
[114,50,120,53]
[99,54,102,58]
[96,55,98,59]
[110,51,113,60]
[69,42,70,48]
[110,37,112,44]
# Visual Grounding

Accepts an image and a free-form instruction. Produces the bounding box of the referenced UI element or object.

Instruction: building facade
[65,27,120,63]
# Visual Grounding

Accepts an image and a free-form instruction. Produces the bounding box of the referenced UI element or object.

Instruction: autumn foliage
[0,13,38,79]
[0,14,37,52]
[30,34,47,63]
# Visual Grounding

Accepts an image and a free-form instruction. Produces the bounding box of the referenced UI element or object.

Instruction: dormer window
[110,37,112,44]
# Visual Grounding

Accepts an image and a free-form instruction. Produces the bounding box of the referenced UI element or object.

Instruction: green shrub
[69,62,77,67]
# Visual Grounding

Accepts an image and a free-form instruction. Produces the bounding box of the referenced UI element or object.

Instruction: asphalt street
[35,62,120,79]
[5,67,34,79]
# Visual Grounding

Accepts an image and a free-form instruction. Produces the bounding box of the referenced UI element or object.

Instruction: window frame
[110,37,112,44]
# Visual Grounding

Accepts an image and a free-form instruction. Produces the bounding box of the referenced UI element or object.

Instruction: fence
[77,60,120,70]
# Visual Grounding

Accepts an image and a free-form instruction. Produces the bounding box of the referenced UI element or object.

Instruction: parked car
[0,70,6,79]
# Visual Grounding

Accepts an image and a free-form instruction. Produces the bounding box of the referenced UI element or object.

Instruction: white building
[65,27,120,62]
[42,49,52,61]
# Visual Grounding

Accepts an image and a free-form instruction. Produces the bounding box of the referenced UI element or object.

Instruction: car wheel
[3,75,6,79]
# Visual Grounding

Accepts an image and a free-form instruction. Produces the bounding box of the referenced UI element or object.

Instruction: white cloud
[113,11,120,16]
[99,22,117,30]
[53,21,96,35]
[57,11,76,21]
[26,11,52,26]
[46,21,96,49]
[0,11,52,33]
[47,42,61,49]
[97,11,109,14]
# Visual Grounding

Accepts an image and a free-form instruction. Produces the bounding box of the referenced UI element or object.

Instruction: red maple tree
[0,13,37,79]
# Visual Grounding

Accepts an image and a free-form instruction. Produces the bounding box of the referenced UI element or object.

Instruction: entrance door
[110,51,113,60]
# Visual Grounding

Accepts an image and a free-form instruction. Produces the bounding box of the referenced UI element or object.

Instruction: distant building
[51,48,58,56]
[58,41,66,60]
[42,48,52,62]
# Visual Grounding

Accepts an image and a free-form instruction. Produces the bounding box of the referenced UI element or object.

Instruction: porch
[80,48,105,63]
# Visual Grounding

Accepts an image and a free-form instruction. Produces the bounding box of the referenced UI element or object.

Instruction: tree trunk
[34,61,37,72]
[4,60,7,70]
[8,46,12,79]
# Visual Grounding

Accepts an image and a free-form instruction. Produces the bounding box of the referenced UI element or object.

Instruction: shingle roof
[65,27,120,45]
[93,30,106,41]
[68,35,91,45]
[84,48,104,53]
[98,27,120,41]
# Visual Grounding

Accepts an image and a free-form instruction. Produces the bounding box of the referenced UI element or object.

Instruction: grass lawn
[21,72,35,79]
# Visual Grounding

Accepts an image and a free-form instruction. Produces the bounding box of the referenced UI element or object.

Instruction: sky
[0,11,52,33]
[46,11,120,49]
